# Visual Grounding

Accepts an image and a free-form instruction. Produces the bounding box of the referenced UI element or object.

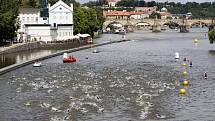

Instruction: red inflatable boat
[63,56,76,63]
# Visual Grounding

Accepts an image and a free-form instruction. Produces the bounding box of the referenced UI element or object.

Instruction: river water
[1,28,215,121]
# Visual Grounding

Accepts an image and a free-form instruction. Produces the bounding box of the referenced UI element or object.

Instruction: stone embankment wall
[0,40,86,54]
[0,39,130,75]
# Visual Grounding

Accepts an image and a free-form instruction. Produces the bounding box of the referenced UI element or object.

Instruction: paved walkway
[0,43,26,53]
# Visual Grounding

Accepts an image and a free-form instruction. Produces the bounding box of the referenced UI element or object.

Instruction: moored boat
[33,62,41,67]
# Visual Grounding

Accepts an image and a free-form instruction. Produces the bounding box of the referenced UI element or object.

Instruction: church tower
[40,0,49,24]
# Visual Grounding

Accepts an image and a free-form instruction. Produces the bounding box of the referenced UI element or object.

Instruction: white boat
[175,52,179,59]
[114,29,119,34]
[33,62,41,67]
[63,53,68,59]
[92,49,99,53]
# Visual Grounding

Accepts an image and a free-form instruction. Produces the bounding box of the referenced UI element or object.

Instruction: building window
[65,32,67,36]
[31,17,34,22]
[27,17,29,22]
[53,16,56,20]
[59,32,61,36]
[69,32,70,36]
[35,17,38,23]
[59,7,62,10]
[22,17,25,22]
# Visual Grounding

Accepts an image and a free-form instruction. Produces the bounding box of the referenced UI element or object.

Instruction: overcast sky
[77,0,214,4]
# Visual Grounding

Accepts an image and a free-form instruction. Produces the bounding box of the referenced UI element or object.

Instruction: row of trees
[107,0,215,19]
[19,0,80,8]
[116,0,157,7]
[165,2,215,19]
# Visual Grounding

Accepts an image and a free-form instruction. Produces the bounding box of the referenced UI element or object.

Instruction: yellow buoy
[182,71,187,76]
[183,80,189,86]
[179,89,186,95]
[181,63,187,67]
[193,38,199,43]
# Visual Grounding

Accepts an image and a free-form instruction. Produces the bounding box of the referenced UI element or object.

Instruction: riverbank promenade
[0,43,25,52]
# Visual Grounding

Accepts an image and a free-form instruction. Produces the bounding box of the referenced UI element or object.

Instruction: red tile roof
[103,11,149,18]
[103,11,130,17]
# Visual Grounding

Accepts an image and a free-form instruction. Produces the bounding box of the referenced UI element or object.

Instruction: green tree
[209,24,215,31]
[0,0,19,43]
[167,2,215,19]
[166,16,173,19]
[48,0,80,7]
[83,0,107,7]
[29,0,37,7]
[87,8,100,37]
[73,7,100,37]
[149,12,161,19]
[208,29,215,44]
[116,0,137,7]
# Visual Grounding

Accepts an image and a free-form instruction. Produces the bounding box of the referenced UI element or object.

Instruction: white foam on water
[156,114,166,119]
[140,107,149,119]
[25,102,31,106]
[40,102,51,108]
[51,107,61,112]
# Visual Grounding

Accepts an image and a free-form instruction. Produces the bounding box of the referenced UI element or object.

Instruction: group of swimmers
[183,57,208,79]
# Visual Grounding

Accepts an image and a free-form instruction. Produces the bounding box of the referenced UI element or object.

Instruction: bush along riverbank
[208,25,215,44]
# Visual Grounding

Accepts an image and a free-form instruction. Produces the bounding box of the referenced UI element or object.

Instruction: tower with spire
[40,0,49,24]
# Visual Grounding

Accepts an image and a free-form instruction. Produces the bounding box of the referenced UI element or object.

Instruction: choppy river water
[1,28,215,121]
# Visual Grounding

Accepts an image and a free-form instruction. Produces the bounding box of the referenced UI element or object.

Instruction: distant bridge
[103,19,213,29]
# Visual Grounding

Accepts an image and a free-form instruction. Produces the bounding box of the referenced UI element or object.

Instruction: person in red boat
[63,54,76,63]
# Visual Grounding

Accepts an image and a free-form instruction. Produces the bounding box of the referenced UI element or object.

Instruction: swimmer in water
[189,61,192,67]
[204,72,208,79]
